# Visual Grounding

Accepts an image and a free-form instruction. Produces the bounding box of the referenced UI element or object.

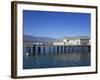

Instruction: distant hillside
[64,36,90,39]
[23,35,56,43]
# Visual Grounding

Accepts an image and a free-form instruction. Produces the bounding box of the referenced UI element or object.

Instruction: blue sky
[23,10,90,39]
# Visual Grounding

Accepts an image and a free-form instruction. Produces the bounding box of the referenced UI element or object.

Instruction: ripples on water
[23,47,91,69]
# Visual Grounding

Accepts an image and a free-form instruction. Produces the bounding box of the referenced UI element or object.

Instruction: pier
[24,43,90,56]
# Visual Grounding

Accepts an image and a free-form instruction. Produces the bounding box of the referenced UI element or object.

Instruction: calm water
[23,46,91,69]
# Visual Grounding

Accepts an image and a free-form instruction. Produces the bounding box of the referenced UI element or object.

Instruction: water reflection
[23,46,91,69]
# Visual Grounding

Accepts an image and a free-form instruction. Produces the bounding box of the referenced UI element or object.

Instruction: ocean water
[23,46,91,69]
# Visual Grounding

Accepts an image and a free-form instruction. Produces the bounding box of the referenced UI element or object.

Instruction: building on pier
[53,36,90,46]
[23,36,90,56]
[24,36,90,47]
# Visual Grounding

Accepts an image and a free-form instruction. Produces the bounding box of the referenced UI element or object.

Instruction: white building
[53,39,64,45]
[53,36,90,46]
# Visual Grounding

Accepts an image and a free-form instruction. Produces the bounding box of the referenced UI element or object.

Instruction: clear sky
[23,10,90,39]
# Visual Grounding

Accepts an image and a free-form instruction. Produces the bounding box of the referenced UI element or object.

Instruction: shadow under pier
[24,44,90,56]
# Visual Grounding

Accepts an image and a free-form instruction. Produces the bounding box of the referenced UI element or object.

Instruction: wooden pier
[24,43,90,56]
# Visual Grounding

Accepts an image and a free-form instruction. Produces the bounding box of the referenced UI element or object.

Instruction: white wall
[0,0,100,80]
[66,40,80,45]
